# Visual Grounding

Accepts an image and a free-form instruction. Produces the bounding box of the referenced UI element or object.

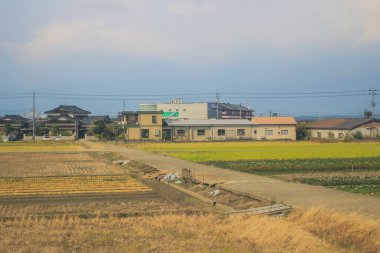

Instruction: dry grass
[0,213,345,253]
[2,203,379,253]
[288,208,380,253]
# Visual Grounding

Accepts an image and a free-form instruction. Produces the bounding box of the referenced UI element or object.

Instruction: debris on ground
[112,160,130,165]
[209,189,220,196]
[225,204,291,216]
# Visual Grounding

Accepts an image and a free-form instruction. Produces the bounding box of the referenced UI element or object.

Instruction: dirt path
[100,143,380,218]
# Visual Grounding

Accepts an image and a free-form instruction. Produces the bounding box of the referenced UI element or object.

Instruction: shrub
[353,131,363,139]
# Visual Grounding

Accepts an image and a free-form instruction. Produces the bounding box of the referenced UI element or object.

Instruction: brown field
[0,145,379,252]
[0,152,124,177]
[0,175,151,196]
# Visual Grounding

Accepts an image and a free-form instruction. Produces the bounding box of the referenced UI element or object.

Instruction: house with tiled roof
[251,116,297,140]
[306,118,380,140]
[44,105,91,138]
[0,115,29,137]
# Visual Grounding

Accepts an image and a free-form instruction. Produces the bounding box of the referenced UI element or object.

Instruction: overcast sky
[1,0,379,117]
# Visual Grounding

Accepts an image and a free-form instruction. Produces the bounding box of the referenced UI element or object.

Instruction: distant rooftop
[306,118,376,130]
[45,105,91,115]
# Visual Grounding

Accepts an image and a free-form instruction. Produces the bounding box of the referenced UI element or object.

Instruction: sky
[0,0,379,118]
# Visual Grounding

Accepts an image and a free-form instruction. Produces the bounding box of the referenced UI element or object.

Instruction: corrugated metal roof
[251,117,297,125]
[306,118,374,130]
[166,119,254,126]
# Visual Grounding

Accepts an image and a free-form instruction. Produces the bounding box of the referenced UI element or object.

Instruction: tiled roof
[306,118,374,130]
[0,115,29,123]
[166,119,253,126]
[251,117,297,125]
[45,105,91,115]
[81,116,111,125]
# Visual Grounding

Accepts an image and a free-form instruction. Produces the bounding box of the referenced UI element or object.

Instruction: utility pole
[239,103,242,119]
[369,87,377,119]
[216,92,220,119]
[32,91,36,141]
[269,108,272,117]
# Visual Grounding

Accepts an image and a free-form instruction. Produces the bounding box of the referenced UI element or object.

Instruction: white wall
[157,103,208,120]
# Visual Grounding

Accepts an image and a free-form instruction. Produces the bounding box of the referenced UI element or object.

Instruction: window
[237,129,245,136]
[317,132,322,138]
[265,130,273,136]
[155,130,161,136]
[183,109,186,112]
[253,130,257,134]
[338,133,343,138]
[176,129,185,136]
[281,130,288,135]
[141,129,149,138]
[328,132,335,138]
[176,109,179,112]
[197,129,205,136]
[218,129,225,136]
[152,115,157,124]
[169,109,172,112]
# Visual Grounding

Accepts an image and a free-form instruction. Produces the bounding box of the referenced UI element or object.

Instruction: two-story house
[119,111,162,141]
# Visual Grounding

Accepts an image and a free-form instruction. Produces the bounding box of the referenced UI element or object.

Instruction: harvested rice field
[0,152,125,177]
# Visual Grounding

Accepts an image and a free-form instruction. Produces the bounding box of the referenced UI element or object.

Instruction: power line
[0,89,372,98]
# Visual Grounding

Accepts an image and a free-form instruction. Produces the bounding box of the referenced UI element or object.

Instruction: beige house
[251,117,297,140]
[119,111,162,141]
[306,118,380,140]
[165,119,254,141]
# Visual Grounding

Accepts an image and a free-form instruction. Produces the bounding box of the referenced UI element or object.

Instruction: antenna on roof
[123,100,126,111]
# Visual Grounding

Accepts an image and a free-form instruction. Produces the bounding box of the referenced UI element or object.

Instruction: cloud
[166,1,211,17]
[16,18,179,62]
[7,0,380,64]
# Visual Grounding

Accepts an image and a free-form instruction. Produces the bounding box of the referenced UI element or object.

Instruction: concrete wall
[253,125,296,140]
[355,126,380,138]
[126,126,162,141]
[127,127,141,141]
[138,113,162,126]
[23,135,75,141]
[210,126,254,140]
[171,125,254,141]
[157,103,209,120]
[310,127,380,140]
[309,129,351,140]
